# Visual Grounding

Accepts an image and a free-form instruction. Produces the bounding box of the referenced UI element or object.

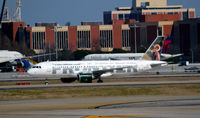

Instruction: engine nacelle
[78,73,93,83]
[60,78,77,83]
[60,74,93,83]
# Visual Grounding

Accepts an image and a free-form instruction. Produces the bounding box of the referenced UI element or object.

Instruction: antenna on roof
[13,0,22,22]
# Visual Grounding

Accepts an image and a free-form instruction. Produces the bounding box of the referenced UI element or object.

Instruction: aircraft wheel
[97,79,103,83]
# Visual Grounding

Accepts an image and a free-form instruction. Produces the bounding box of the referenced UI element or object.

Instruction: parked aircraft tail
[162,36,173,54]
[141,36,165,61]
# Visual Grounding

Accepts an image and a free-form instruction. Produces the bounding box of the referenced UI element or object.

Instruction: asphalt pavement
[0,96,200,118]
[1,64,200,118]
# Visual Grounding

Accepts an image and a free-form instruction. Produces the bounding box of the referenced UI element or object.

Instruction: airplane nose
[27,69,34,75]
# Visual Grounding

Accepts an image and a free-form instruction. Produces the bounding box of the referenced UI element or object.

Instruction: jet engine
[77,73,93,83]
[60,78,77,83]
[60,74,93,83]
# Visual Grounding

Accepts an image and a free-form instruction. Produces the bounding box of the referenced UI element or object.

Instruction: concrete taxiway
[0,64,200,118]
[1,80,200,90]
[0,96,200,118]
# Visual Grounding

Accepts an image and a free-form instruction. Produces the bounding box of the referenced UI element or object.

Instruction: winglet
[141,36,165,61]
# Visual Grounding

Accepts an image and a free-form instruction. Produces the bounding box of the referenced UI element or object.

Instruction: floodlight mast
[13,0,22,22]
[0,0,6,26]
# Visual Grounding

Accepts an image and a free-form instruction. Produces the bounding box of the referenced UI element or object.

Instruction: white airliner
[0,50,54,72]
[0,50,24,63]
[83,53,182,61]
[0,50,25,72]
[84,35,182,61]
[27,36,167,83]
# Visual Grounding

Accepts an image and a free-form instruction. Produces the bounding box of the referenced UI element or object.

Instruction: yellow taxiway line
[84,115,149,118]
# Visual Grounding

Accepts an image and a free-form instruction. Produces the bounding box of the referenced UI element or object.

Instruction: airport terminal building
[1,0,200,62]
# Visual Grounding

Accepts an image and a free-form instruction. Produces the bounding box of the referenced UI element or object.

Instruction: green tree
[59,49,74,60]
[137,46,147,53]
[73,50,93,60]
[111,48,128,53]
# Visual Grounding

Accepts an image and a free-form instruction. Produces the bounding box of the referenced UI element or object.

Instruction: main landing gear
[97,76,103,83]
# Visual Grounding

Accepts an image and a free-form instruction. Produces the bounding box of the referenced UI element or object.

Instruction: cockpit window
[32,66,41,68]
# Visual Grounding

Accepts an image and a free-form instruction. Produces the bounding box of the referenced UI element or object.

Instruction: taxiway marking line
[84,115,149,118]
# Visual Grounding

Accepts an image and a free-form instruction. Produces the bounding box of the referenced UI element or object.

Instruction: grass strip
[0,84,200,101]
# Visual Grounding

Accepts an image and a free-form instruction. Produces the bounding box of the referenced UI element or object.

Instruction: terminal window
[141,2,150,8]
[77,31,91,48]
[118,14,124,20]
[100,30,113,48]
[56,31,68,49]
[125,14,130,20]
[32,32,45,49]
[122,30,130,47]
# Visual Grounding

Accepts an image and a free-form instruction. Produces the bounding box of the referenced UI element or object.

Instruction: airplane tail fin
[25,58,38,65]
[141,36,165,61]
[22,59,38,70]
[162,36,173,54]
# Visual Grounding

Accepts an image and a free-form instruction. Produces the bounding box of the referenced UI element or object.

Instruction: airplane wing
[171,54,183,58]
[150,62,167,68]
[22,53,56,60]
[91,61,166,77]
[92,66,131,77]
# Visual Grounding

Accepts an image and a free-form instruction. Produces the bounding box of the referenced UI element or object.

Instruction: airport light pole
[134,24,137,53]
[191,49,194,63]
[0,0,6,28]
[54,26,58,61]
[132,24,140,53]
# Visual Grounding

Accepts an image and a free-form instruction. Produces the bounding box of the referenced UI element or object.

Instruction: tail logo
[152,44,161,52]
[151,44,161,61]
[162,36,173,54]
[141,36,164,61]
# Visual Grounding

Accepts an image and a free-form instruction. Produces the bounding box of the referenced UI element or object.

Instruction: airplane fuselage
[27,60,166,78]
[83,53,181,61]
[0,50,24,63]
